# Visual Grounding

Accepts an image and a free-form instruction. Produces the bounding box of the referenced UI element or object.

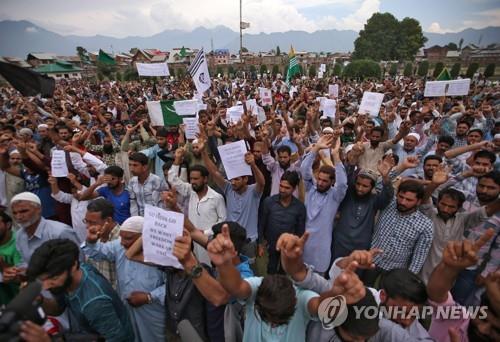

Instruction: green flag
[436,67,451,81]
[146,100,183,126]
[98,49,116,65]
[77,48,91,65]
[286,46,300,86]
[179,46,187,58]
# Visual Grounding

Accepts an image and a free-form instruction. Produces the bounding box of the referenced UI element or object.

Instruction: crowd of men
[0,73,499,342]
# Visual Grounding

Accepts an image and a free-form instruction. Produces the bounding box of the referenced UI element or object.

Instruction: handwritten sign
[174,99,199,116]
[259,87,272,106]
[51,150,69,177]
[447,79,471,96]
[424,79,471,97]
[227,105,244,123]
[217,140,252,180]
[320,64,326,73]
[323,99,336,118]
[328,84,339,98]
[359,92,384,117]
[143,205,184,268]
[245,99,259,115]
[183,117,199,140]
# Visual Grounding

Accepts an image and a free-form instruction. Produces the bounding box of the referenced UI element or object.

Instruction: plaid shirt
[127,173,168,216]
[371,198,434,273]
[86,224,120,288]
[84,139,121,166]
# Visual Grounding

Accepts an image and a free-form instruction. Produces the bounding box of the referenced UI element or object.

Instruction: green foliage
[458,38,464,51]
[241,47,248,53]
[446,42,458,51]
[96,72,104,82]
[417,61,429,77]
[450,63,461,79]
[177,68,186,78]
[433,62,445,78]
[123,67,138,81]
[228,65,235,76]
[249,65,257,74]
[272,65,280,75]
[342,59,381,79]
[389,63,398,76]
[484,63,496,78]
[259,64,268,74]
[115,71,122,81]
[352,13,427,61]
[216,65,224,76]
[298,64,304,74]
[333,63,343,76]
[97,62,115,78]
[276,46,281,55]
[308,65,317,78]
[403,62,413,76]
[466,63,479,78]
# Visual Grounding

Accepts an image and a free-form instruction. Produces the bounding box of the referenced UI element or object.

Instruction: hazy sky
[1,0,499,37]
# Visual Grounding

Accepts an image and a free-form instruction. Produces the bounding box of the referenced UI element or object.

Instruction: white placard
[51,150,69,177]
[424,81,448,97]
[359,92,384,117]
[174,100,199,116]
[424,79,471,97]
[143,205,184,268]
[316,97,327,111]
[328,84,339,98]
[256,106,266,123]
[245,99,259,115]
[323,99,336,118]
[318,71,324,79]
[183,117,199,140]
[259,87,272,106]
[217,140,252,180]
[136,62,170,77]
[227,105,244,123]
[320,64,326,73]
[447,79,471,96]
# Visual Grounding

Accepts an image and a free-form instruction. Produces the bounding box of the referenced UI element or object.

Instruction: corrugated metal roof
[34,61,83,73]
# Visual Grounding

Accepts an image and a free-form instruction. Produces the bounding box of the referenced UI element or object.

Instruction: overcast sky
[1,0,499,37]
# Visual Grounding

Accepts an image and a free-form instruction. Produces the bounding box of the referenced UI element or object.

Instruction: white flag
[240,22,250,29]
[187,48,211,94]
[136,62,170,77]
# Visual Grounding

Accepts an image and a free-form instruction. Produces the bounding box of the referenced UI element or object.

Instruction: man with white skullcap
[82,215,166,341]
[3,192,79,283]
[392,129,438,178]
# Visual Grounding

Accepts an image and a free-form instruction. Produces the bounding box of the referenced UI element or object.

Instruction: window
[56,74,62,77]
[64,74,69,78]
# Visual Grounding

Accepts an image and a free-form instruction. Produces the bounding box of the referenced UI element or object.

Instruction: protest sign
[424,79,470,97]
[259,87,272,106]
[359,92,384,117]
[320,64,326,73]
[328,84,339,98]
[174,99,199,116]
[318,71,324,79]
[424,81,448,97]
[323,99,336,118]
[136,62,170,77]
[227,105,244,123]
[51,150,69,177]
[218,140,252,180]
[447,79,471,96]
[182,117,199,140]
[316,97,327,111]
[143,205,184,268]
[245,99,259,115]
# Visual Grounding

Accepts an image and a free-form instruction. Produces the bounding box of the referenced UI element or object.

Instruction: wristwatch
[188,263,203,279]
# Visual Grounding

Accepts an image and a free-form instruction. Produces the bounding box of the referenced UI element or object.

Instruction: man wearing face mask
[26,239,134,342]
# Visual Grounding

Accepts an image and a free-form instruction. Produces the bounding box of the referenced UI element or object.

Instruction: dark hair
[478,170,500,186]
[409,110,420,117]
[456,120,471,129]
[276,145,292,156]
[190,165,209,178]
[27,239,80,281]
[342,289,380,337]
[156,127,169,137]
[380,269,428,305]
[281,170,300,188]
[438,188,466,207]
[55,125,70,133]
[357,173,376,187]
[212,221,247,254]
[129,152,149,165]
[468,128,483,137]
[0,211,12,225]
[473,150,496,164]
[2,125,16,133]
[87,198,114,219]
[424,155,443,165]
[371,126,385,136]
[318,165,336,181]
[344,122,355,130]
[104,165,124,178]
[397,180,425,199]
[254,275,297,326]
[438,135,455,146]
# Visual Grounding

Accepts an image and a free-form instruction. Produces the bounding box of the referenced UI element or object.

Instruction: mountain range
[1,20,499,58]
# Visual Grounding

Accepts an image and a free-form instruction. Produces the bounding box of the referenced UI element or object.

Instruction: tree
[333,62,343,76]
[123,67,138,81]
[308,65,317,78]
[96,71,104,82]
[177,68,186,78]
[276,46,281,55]
[272,65,280,76]
[466,63,479,78]
[417,60,429,77]
[241,47,249,53]
[342,59,381,79]
[446,42,458,51]
[228,65,235,76]
[352,13,427,61]
[458,38,464,51]
[259,64,268,74]
[115,71,123,82]
[216,65,224,76]
[403,62,413,77]
[484,63,496,78]
[389,63,398,76]
[249,65,257,74]
[433,62,445,78]
[450,63,461,79]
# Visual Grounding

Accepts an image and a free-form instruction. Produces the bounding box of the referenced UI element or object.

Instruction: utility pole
[211,38,214,53]
[239,0,242,62]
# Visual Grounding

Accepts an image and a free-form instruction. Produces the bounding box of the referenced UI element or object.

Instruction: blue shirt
[96,187,131,224]
[223,182,262,241]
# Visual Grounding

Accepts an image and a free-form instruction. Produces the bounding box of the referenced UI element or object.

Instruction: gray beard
[16,216,39,229]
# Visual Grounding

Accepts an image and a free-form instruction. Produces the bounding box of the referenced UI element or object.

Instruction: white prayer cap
[494,133,500,140]
[344,144,355,154]
[406,133,420,142]
[19,128,33,136]
[38,124,48,129]
[9,149,20,156]
[120,216,144,234]
[11,192,41,206]
[322,127,334,134]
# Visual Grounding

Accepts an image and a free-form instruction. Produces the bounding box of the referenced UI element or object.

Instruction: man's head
[27,239,80,295]
[252,142,264,161]
[198,111,209,125]
[230,176,248,192]
[104,166,124,189]
[437,188,465,221]
[189,165,209,193]
[37,124,49,139]
[156,127,169,149]
[473,150,496,171]
[467,128,484,145]
[337,289,380,341]
[423,155,443,180]
[477,171,500,204]
[85,198,115,229]
[317,165,335,193]
[191,140,203,157]
[467,292,500,341]
[128,153,149,177]
[254,274,297,326]
[369,127,384,146]
[435,136,455,155]
[379,269,428,328]
[10,192,42,229]
[396,181,424,214]
[8,150,22,166]
[456,121,471,137]
[119,216,144,250]
[212,221,247,255]
[279,171,300,199]
[103,136,114,154]
[403,133,420,152]
[0,212,13,242]
[277,145,292,169]
[355,170,377,197]
[56,125,71,141]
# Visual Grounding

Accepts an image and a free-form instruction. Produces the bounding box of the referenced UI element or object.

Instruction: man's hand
[86,225,101,244]
[314,135,334,152]
[244,152,255,166]
[276,231,310,261]
[19,321,51,342]
[161,188,179,211]
[336,249,383,270]
[173,230,197,268]
[401,155,420,170]
[2,266,19,282]
[126,291,150,307]
[442,229,495,270]
[431,164,449,185]
[330,261,366,304]
[377,157,394,178]
[174,147,185,165]
[207,224,237,266]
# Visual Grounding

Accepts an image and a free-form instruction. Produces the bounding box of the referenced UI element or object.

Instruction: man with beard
[5,193,79,277]
[140,127,171,178]
[84,125,120,166]
[449,120,470,148]
[35,124,54,158]
[0,212,22,305]
[258,171,305,274]
[27,239,134,341]
[332,157,394,260]
[261,144,301,197]
[364,181,433,286]
[167,147,226,264]
[77,165,131,224]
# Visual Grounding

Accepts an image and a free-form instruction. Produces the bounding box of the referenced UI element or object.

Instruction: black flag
[0,61,55,97]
